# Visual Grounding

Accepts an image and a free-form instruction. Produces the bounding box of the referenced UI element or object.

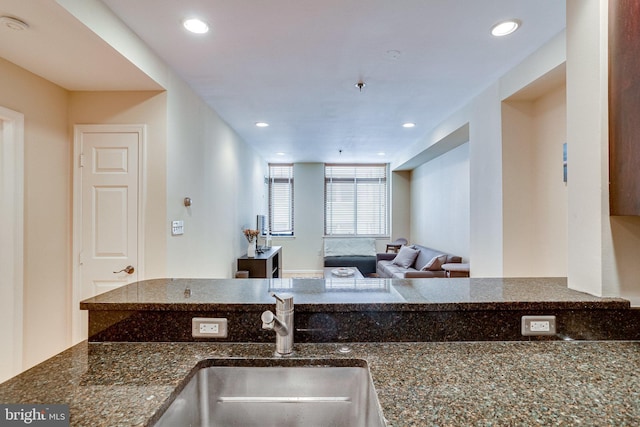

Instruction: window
[268,164,294,236]
[324,164,388,236]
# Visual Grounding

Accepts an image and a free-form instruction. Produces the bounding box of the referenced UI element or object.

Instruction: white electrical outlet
[199,323,219,334]
[521,315,556,336]
[530,321,550,332]
[192,318,228,338]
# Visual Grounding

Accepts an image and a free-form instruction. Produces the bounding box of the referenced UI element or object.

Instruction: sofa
[323,238,377,276]
[376,244,462,278]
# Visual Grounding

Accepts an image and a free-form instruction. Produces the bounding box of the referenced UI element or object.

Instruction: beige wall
[411,143,470,260]
[530,86,568,276]
[502,100,535,274]
[0,58,71,370]
[502,85,567,276]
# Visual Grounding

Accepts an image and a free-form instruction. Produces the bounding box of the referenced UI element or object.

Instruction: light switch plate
[171,220,184,236]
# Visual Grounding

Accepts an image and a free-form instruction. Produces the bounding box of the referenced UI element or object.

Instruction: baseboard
[626,295,640,308]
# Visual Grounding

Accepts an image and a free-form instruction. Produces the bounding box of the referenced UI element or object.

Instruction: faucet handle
[270,292,294,311]
[261,310,289,336]
[261,310,276,329]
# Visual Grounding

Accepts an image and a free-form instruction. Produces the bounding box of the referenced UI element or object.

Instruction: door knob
[113,265,135,274]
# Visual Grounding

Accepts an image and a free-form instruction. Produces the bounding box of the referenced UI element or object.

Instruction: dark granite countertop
[80,277,630,312]
[1,340,639,426]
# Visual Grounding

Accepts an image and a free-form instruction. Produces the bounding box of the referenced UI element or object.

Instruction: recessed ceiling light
[276,152,286,156]
[491,19,521,37]
[377,152,386,156]
[255,122,269,128]
[402,122,416,128]
[183,18,209,34]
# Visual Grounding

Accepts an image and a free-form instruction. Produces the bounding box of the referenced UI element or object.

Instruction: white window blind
[269,164,294,236]
[324,164,388,236]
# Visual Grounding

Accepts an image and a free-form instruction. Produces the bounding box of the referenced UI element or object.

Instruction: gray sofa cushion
[391,245,419,268]
[420,254,448,271]
[413,245,461,271]
[377,260,445,278]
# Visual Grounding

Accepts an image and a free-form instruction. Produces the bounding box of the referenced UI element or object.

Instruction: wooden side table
[237,246,282,278]
[385,238,408,253]
[442,263,470,278]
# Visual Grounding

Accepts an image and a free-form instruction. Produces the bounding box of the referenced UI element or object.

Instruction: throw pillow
[392,245,420,268]
[420,254,448,271]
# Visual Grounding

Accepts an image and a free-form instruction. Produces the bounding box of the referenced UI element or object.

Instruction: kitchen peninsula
[81,277,637,343]
[1,277,639,426]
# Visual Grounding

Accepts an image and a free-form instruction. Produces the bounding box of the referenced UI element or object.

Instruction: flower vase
[247,240,256,258]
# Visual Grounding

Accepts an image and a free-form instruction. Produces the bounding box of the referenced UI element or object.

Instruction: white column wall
[566,0,608,296]
[271,163,325,273]
[469,83,504,276]
[390,170,411,243]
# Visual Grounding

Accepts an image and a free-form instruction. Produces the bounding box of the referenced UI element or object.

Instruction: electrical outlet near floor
[192,317,228,338]
[521,315,556,336]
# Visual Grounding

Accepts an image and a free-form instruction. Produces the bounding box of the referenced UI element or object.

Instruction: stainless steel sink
[152,359,386,427]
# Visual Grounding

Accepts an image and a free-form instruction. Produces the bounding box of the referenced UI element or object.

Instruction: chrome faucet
[261,292,294,356]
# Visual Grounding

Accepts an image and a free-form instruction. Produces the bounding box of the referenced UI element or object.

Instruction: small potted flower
[243,228,260,257]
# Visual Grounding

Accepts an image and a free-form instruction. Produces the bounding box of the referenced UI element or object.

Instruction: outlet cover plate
[192,317,228,338]
[521,315,556,336]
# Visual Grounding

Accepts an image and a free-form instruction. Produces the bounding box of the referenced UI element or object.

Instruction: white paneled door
[73,125,144,343]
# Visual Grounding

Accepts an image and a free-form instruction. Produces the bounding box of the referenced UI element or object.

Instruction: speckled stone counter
[81,277,639,342]
[1,341,639,426]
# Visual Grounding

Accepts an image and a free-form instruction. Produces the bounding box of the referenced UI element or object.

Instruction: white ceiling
[0,0,565,164]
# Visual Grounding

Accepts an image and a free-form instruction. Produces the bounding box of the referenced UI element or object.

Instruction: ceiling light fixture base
[1,16,29,31]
